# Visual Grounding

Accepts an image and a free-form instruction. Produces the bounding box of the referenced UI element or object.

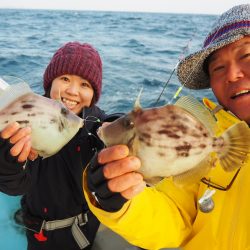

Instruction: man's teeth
[62,98,78,105]
[233,90,250,97]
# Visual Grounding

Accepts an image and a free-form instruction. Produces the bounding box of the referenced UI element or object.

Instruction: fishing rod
[154,30,196,106]
[167,20,224,106]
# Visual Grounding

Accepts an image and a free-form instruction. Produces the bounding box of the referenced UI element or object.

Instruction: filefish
[0,78,83,158]
[97,95,250,185]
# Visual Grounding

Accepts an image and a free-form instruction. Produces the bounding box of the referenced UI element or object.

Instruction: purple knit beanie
[43,42,102,103]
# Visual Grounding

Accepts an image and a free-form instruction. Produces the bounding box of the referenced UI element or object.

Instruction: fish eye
[61,107,69,116]
[123,116,134,128]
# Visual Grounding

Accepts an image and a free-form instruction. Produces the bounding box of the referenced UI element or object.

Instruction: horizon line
[0,6,218,16]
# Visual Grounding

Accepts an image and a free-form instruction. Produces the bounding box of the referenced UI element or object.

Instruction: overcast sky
[0,0,249,14]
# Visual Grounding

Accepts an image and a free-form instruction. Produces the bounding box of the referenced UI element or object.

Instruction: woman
[0,42,120,250]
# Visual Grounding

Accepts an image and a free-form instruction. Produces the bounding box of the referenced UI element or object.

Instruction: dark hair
[44,86,51,98]
[202,54,213,77]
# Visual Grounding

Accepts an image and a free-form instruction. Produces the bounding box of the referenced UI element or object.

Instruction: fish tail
[0,82,32,110]
[215,121,250,171]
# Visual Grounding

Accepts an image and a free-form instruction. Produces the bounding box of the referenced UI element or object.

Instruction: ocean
[0,8,217,250]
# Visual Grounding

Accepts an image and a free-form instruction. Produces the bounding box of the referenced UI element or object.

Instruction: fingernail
[119,145,129,156]
[130,157,141,169]
[25,127,32,133]
[134,172,143,181]
[22,135,31,144]
[12,122,20,128]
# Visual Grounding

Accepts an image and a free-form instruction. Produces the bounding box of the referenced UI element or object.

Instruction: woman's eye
[81,82,91,88]
[61,76,69,82]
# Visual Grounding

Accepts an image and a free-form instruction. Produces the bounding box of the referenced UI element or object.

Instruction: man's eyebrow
[242,41,250,46]
[209,41,250,64]
[238,41,250,49]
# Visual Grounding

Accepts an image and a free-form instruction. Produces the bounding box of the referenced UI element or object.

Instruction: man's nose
[226,62,244,83]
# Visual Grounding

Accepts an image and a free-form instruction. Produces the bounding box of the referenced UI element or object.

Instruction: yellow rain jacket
[84,98,250,250]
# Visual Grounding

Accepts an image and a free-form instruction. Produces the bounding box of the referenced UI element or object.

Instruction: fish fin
[173,155,213,186]
[133,88,143,111]
[0,77,10,92]
[0,82,32,110]
[217,121,250,171]
[175,96,217,135]
[144,176,164,186]
[79,118,84,128]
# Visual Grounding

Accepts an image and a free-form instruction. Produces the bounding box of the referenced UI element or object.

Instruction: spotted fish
[97,95,250,185]
[0,78,83,158]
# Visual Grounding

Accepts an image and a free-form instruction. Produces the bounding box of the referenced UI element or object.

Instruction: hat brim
[177,32,248,89]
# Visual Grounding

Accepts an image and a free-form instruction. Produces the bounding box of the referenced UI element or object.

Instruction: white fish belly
[137,142,212,178]
[0,93,82,157]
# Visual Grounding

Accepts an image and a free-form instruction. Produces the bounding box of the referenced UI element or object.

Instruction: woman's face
[50,74,94,115]
[208,36,250,124]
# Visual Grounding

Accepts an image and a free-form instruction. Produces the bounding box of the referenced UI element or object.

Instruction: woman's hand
[1,122,38,162]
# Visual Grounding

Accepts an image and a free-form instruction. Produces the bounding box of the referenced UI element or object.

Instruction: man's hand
[98,145,146,200]
[87,144,146,211]
[1,122,38,162]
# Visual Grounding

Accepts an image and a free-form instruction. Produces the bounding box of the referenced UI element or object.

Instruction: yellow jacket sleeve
[83,98,249,250]
[84,171,198,250]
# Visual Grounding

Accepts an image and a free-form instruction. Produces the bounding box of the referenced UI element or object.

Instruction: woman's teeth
[62,98,78,107]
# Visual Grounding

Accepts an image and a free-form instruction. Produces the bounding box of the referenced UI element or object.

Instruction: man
[85,4,250,250]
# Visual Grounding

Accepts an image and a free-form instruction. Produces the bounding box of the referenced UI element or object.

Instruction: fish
[0,77,83,158]
[97,94,250,185]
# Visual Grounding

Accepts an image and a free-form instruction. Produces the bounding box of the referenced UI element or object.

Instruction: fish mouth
[231,89,250,99]
[62,97,79,110]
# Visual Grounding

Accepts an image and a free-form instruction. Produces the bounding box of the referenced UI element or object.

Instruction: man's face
[208,36,250,124]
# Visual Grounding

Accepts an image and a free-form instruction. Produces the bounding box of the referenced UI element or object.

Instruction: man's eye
[241,53,250,59]
[212,65,224,73]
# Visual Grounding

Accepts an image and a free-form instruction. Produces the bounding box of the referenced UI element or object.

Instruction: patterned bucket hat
[177,4,250,89]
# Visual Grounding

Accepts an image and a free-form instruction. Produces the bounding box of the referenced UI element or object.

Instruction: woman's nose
[66,84,78,95]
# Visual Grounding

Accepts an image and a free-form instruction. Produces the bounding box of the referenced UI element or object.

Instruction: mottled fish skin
[98,100,250,184]
[0,93,83,158]
[98,105,214,179]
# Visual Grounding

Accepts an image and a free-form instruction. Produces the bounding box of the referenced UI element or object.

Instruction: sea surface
[0,8,217,250]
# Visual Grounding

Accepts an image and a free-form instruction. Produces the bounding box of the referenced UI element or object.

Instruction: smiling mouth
[62,97,79,107]
[231,90,250,99]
